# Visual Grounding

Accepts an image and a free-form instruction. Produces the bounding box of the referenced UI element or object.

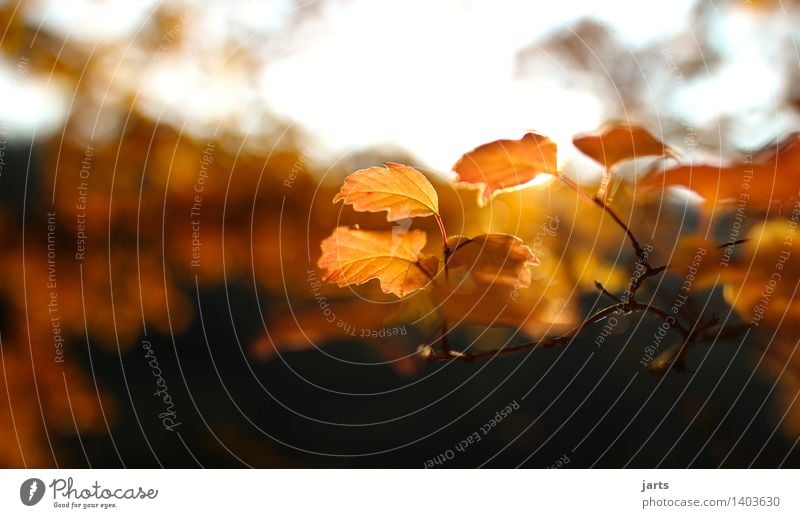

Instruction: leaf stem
[434,213,449,253]
[557,174,595,204]
[432,212,452,349]
[434,212,452,286]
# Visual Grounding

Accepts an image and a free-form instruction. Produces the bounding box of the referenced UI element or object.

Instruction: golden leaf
[641,132,800,209]
[445,234,537,288]
[453,132,558,206]
[432,271,574,338]
[317,227,438,297]
[333,162,439,221]
[574,123,675,200]
[573,122,675,169]
[428,233,568,337]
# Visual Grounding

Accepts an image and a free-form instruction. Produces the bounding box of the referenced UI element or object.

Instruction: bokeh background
[2,0,800,467]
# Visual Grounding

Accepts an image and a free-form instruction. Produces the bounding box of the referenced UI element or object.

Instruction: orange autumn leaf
[453,132,558,206]
[317,227,439,297]
[427,234,553,336]
[333,162,439,221]
[445,234,537,288]
[641,132,800,208]
[431,255,573,337]
[573,122,675,169]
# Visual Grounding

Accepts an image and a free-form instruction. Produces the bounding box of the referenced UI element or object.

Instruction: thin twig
[595,281,623,303]
[592,196,650,263]
[717,239,748,249]
[560,174,667,294]
[435,213,450,258]
[422,175,747,369]
[425,305,621,362]
[429,297,749,363]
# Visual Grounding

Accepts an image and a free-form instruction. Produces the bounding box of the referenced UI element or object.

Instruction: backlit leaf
[333,162,439,221]
[317,227,438,297]
[573,122,675,169]
[445,234,537,288]
[426,234,560,336]
[641,132,800,208]
[453,132,558,206]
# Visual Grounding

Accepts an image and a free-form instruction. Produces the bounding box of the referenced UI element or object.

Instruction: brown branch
[559,175,667,299]
[422,298,747,363]
[421,176,748,369]
[438,318,451,354]
[591,196,650,264]
[434,212,451,352]
[628,263,667,297]
[717,239,748,249]
[423,305,622,362]
[594,281,623,303]
[435,213,450,258]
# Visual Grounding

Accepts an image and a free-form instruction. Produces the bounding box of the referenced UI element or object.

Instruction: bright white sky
[256,0,697,170]
[1,0,792,173]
